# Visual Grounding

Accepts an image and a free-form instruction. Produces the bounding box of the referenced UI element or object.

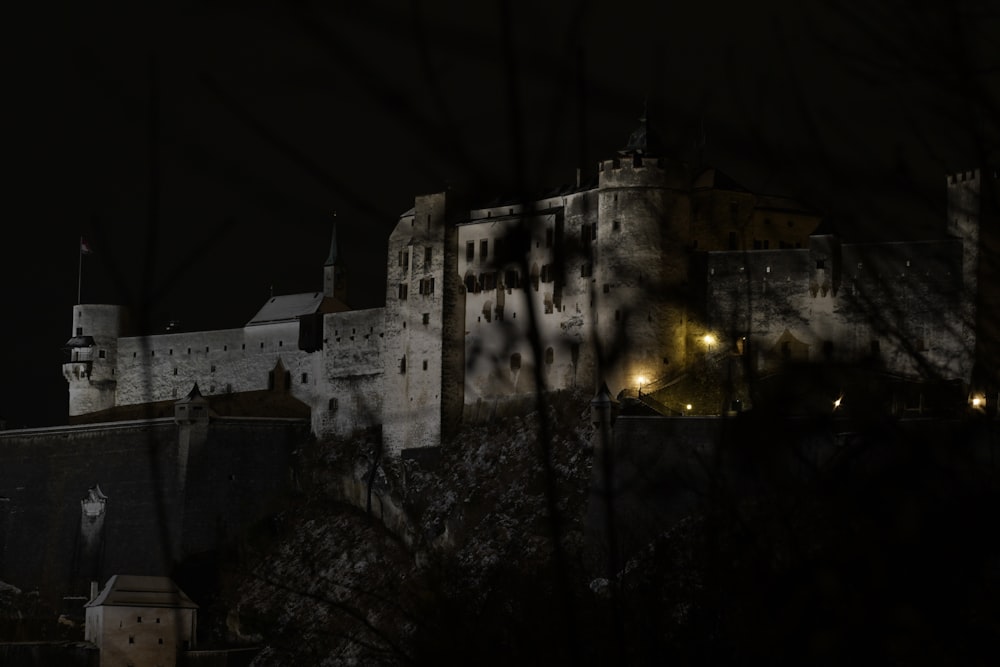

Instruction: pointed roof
[175,383,207,404]
[324,215,338,267]
[85,575,198,609]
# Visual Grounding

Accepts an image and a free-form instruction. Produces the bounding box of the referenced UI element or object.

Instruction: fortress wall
[314,308,386,438]
[0,418,306,610]
[116,323,318,406]
[459,199,599,404]
[704,237,974,381]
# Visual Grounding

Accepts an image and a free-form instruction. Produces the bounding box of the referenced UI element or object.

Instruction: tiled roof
[86,575,197,609]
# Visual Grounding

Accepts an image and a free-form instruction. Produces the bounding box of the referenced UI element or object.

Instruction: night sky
[4,2,997,428]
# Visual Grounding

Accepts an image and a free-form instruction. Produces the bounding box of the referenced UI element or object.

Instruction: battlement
[948,169,980,186]
[598,156,666,173]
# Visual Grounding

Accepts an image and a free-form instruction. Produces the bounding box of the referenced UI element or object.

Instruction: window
[504,269,520,289]
[482,272,495,290]
[728,231,738,249]
[76,327,83,336]
[422,313,429,325]
[753,239,762,250]
[98,350,106,359]
[398,283,408,300]
[580,263,592,278]
[418,277,435,294]
[210,365,216,373]
[173,368,178,376]
[137,616,142,623]
[151,350,155,357]
[169,349,173,355]
[301,373,308,383]
[329,397,338,412]
[763,240,770,249]
[581,224,591,249]
[816,260,825,269]
[541,264,552,283]
[603,284,610,294]
[422,359,428,371]
[591,222,598,240]
[545,347,554,365]
[510,353,521,371]
[400,356,407,374]
[466,241,475,262]
[464,273,477,293]
[158,638,164,645]
[612,219,621,231]
[129,635,135,645]
[425,246,432,266]
[480,239,489,261]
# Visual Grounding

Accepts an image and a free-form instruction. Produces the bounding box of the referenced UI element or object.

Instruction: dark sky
[4,1,997,427]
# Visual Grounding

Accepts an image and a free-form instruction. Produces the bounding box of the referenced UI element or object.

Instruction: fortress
[62,120,989,453]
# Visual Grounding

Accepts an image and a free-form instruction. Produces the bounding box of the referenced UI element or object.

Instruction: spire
[324,213,338,267]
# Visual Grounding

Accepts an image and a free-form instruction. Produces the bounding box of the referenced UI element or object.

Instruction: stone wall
[0,418,306,610]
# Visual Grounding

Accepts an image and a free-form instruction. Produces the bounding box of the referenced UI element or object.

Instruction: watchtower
[63,304,130,417]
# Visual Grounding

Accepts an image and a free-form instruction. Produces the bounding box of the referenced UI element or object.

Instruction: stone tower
[63,304,130,417]
[382,191,465,453]
[594,114,693,396]
[946,169,981,384]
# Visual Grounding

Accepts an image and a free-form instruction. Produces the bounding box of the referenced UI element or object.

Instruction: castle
[62,121,988,453]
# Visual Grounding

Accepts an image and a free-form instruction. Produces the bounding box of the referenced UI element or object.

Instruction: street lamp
[636,375,647,396]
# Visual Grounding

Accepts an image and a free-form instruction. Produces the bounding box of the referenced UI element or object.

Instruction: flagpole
[77,236,83,305]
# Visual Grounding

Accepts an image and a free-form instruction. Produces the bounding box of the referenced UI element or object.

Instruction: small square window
[98,350,106,359]
[129,635,135,645]
[422,313,429,325]
[301,373,308,383]
[816,260,825,269]
[423,360,428,371]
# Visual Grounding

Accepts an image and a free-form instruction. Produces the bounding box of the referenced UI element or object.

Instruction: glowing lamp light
[686,404,693,411]
[636,375,647,387]
[972,396,983,408]
[702,334,716,346]
[833,396,843,410]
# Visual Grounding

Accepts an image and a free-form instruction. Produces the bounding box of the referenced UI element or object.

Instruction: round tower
[63,304,129,417]
[594,133,693,397]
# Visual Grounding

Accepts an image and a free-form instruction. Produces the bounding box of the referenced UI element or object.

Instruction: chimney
[90,580,99,602]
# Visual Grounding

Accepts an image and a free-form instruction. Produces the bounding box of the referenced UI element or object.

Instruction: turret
[594,112,692,396]
[63,305,129,417]
[946,169,981,384]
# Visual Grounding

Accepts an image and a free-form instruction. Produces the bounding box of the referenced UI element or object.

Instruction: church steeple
[323,214,347,302]
[324,214,338,268]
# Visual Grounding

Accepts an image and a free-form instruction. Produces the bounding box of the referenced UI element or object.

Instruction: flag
[80,238,93,255]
